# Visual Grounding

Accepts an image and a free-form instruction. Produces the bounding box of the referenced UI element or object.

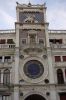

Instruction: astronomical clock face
[20,57,48,83]
[24,60,44,79]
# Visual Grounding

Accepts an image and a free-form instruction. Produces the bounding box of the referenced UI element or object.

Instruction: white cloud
[47,6,66,29]
[0,9,16,29]
[0,0,30,29]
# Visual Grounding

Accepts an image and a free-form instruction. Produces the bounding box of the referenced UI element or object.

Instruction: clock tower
[14,2,56,100]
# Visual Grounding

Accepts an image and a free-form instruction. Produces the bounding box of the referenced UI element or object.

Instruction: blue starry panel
[19,12,44,23]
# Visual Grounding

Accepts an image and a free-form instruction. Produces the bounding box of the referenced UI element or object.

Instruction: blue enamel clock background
[28,63,40,76]
[24,60,44,79]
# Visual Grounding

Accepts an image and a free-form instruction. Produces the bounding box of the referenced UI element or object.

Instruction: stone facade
[0,2,66,100]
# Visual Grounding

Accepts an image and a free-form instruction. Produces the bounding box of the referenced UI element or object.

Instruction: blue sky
[0,0,66,29]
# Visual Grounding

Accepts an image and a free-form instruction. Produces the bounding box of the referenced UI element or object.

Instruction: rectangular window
[59,93,66,100]
[4,56,11,62]
[0,39,6,44]
[56,39,62,44]
[62,56,66,61]
[49,39,55,44]
[49,39,62,44]
[0,57,2,62]
[7,39,14,44]
[55,56,61,62]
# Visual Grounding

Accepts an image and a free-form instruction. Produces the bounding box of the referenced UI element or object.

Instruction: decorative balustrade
[0,29,15,34]
[49,30,66,34]
[50,43,66,48]
[0,44,15,49]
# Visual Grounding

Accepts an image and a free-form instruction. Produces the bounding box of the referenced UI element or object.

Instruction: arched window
[3,69,10,84]
[57,69,64,84]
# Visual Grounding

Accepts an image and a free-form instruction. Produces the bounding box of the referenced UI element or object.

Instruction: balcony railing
[50,43,66,48]
[55,61,66,67]
[0,44,15,49]
[0,29,15,34]
[49,30,66,34]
